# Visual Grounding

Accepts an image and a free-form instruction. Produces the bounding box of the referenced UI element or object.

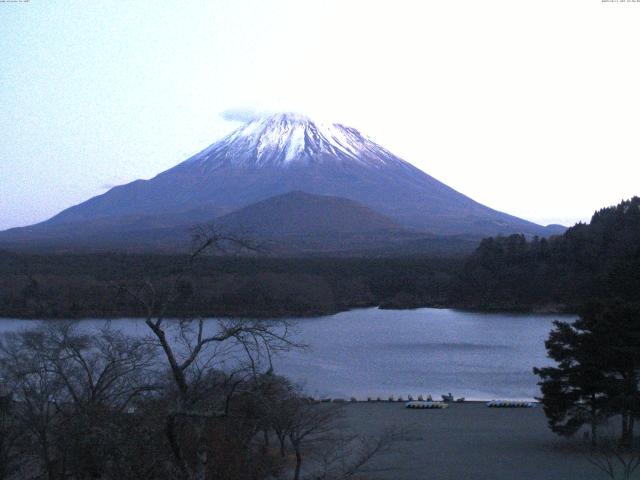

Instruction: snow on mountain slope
[185,113,410,169]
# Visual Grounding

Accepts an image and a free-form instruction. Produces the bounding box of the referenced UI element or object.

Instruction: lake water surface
[0,308,574,401]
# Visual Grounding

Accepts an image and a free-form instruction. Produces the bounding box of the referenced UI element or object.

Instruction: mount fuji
[0,113,564,252]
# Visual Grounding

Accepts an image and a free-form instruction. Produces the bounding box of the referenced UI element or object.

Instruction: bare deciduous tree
[0,393,24,480]
[0,322,157,480]
[287,400,342,480]
[310,427,411,480]
[119,228,299,480]
[275,394,409,480]
[1,328,67,480]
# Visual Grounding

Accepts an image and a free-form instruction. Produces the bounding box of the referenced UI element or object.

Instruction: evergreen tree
[534,318,609,444]
[535,301,640,446]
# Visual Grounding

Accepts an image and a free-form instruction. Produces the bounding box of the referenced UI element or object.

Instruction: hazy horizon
[2,0,640,231]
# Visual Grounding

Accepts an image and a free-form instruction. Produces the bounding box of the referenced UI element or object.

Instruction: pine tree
[534,301,640,446]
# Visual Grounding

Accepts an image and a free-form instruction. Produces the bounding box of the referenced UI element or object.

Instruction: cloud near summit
[221,108,266,123]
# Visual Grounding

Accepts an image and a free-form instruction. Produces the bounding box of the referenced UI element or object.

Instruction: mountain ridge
[0,112,565,252]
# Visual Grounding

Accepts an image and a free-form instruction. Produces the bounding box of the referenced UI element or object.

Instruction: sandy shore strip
[334,402,601,480]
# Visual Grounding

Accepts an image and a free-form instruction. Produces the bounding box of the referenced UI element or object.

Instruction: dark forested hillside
[1,198,638,319]
[453,197,640,311]
[0,252,460,318]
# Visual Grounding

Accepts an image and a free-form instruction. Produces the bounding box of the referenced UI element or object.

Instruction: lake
[0,307,574,401]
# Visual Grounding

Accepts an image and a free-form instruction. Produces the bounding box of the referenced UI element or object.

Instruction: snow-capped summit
[187,112,408,169]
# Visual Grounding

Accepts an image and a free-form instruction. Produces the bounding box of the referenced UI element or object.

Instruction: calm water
[0,308,574,401]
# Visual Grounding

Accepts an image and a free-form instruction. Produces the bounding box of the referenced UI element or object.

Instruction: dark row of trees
[454,197,640,310]
[0,252,458,319]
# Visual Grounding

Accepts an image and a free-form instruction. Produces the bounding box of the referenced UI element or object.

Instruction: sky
[1,0,639,230]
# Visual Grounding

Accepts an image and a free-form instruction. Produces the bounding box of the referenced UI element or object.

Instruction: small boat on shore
[405,401,449,409]
[442,393,465,403]
[486,400,536,408]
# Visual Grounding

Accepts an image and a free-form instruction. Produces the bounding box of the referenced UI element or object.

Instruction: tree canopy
[455,197,640,310]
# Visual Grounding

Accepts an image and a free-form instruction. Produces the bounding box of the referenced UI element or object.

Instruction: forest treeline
[0,197,638,318]
[0,253,459,318]
[453,197,640,311]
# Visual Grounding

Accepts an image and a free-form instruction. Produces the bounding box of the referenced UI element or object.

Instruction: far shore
[0,302,576,321]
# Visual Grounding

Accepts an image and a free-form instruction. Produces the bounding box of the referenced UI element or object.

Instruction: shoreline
[317,398,541,404]
[0,303,576,321]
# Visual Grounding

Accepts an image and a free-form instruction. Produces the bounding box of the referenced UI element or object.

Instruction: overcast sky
[1,0,639,230]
